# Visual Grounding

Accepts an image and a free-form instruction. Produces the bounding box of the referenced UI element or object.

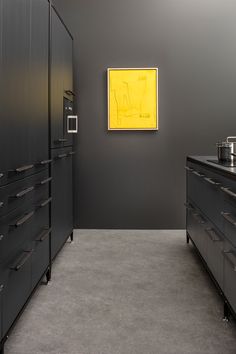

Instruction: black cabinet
[51,8,73,148]
[51,147,73,259]
[186,157,236,318]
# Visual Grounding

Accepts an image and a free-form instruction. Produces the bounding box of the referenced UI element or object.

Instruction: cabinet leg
[46,268,51,284]
[186,232,190,244]
[0,344,4,354]
[223,301,230,322]
[70,232,74,243]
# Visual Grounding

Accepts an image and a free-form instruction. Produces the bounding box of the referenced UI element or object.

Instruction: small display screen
[67,115,78,133]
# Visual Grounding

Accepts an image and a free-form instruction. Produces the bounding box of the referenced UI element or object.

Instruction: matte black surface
[53,0,236,228]
[51,147,73,259]
[223,239,236,314]
[51,8,73,148]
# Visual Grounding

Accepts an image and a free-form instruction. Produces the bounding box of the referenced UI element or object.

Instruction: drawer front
[186,163,224,231]
[2,243,33,337]
[0,278,3,341]
[0,158,51,188]
[221,203,236,248]
[0,207,34,264]
[32,227,50,289]
[0,169,50,217]
[186,203,208,260]
[223,240,236,314]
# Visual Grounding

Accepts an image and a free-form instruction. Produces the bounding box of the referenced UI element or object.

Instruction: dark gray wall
[54,0,236,229]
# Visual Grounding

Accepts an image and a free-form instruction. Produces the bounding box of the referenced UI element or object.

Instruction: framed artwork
[107,68,158,130]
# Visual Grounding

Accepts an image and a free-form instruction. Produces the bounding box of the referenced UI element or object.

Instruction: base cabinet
[51,148,73,260]
[186,157,236,318]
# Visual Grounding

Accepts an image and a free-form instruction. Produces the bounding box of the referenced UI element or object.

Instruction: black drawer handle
[0,284,4,292]
[185,166,194,172]
[192,171,205,177]
[221,187,236,199]
[36,228,52,242]
[14,186,34,199]
[39,159,52,165]
[0,202,4,208]
[205,228,222,242]
[0,173,3,179]
[204,177,220,186]
[10,249,34,271]
[68,151,75,156]
[56,154,67,159]
[193,212,206,224]
[15,164,34,173]
[37,177,52,186]
[221,212,236,226]
[55,138,68,143]
[13,211,35,227]
[65,90,75,96]
[223,250,236,271]
[39,197,52,208]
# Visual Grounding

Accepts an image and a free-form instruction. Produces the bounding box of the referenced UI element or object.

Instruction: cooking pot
[217,136,236,162]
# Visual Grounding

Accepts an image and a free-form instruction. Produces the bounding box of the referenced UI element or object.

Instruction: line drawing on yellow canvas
[108,68,158,130]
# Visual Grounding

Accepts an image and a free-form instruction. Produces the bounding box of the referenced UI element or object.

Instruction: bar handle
[14,186,34,199]
[0,202,4,208]
[223,250,236,271]
[68,151,75,156]
[221,212,236,226]
[56,154,67,159]
[10,250,34,271]
[65,90,75,96]
[36,228,52,242]
[185,166,194,172]
[55,138,68,143]
[39,197,52,208]
[0,173,4,179]
[13,211,35,227]
[37,177,52,186]
[205,228,222,242]
[15,164,34,173]
[193,212,206,224]
[221,187,236,199]
[39,159,52,165]
[204,177,220,186]
[192,171,205,177]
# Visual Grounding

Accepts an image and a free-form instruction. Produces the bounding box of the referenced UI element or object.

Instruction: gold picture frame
[107,68,158,130]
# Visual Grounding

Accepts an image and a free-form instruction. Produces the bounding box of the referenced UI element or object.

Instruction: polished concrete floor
[5,230,236,354]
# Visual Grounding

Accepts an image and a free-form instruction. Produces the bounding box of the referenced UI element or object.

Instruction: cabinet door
[63,29,73,100]
[51,148,73,259]
[0,0,31,176]
[2,243,32,337]
[0,270,3,341]
[51,9,64,148]
[28,0,49,164]
[223,240,236,314]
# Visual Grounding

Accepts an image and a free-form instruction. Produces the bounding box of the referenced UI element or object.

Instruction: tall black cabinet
[50,6,75,260]
[0,2,75,353]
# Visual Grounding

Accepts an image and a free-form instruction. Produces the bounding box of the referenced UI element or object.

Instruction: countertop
[187,156,236,178]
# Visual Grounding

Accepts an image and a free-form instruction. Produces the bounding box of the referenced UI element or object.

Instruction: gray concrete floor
[5,230,236,354]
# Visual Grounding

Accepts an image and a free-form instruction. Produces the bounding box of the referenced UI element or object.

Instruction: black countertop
[187,156,236,178]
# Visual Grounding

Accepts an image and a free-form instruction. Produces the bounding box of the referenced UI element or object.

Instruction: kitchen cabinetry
[50,6,74,262]
[186,156,236,318]
[51,7,74,149]
[51,148,73,259]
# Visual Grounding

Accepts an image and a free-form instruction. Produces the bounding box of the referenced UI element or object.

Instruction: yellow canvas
[108,68,158,130]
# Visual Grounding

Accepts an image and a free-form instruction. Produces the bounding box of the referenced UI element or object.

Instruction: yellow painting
[108,68,158,130]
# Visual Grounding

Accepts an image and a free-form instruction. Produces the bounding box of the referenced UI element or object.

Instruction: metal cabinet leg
[186,232,190,244]
[70,232,74,243]
[46,267,51,284]
[223,301,230,322]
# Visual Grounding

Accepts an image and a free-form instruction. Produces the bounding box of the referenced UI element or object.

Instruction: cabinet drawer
[0,169,51,217]
[0,159,51,188]
[186,163,223,231]
[2,243,33,337]
[0,207,34,264]
[186,203,208,260]
[223,240,236,314]
[32,227,50,289]
[0,276,3,341]
[221,203,236,248]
